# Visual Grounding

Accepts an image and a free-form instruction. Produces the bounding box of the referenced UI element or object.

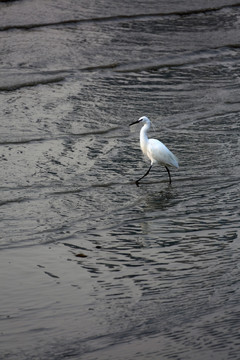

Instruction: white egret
[129,116,179,186]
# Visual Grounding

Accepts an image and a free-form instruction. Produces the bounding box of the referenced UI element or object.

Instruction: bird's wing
[148,139,179,168]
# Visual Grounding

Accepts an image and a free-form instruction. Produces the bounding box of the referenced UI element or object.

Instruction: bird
[129,116,179,186]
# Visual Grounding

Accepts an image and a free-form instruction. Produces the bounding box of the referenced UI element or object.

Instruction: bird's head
[129,116,151,126]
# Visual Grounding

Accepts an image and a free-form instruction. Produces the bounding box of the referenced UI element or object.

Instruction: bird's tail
[170,152,179,168]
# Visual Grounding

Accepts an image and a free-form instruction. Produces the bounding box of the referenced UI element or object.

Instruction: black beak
[129,120,140,126]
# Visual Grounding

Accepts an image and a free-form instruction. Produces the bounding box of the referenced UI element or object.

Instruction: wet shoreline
[1,1,240,359]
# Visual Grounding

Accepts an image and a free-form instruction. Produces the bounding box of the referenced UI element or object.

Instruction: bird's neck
[140,124,149,154]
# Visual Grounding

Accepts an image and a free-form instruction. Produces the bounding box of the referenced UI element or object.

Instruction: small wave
[77,46,238,74]
[113,47,235,73]
[81,63,121,71]
[0,138,46,145]
[0,74,66,92]
[1,3,239,31]
[69,125,121,137]
[0,197,29,207]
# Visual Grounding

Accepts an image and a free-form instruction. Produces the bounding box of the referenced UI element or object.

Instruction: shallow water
[1,1,240,359]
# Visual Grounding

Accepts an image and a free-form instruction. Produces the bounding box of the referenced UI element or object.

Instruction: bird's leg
[136,165,152,187]
[165,166,172,184]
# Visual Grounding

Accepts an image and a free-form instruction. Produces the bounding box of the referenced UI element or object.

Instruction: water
[0,1,240,359]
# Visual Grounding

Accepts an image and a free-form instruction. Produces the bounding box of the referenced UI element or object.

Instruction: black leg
[136,165,152,187]
[165,166,172,184]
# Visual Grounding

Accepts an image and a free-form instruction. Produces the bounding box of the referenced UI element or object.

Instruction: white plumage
[130,116,179,186]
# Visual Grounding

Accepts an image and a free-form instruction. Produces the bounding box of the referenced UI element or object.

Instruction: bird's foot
[135,181,140,187]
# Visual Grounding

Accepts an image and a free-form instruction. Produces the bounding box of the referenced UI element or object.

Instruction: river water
[0,1,240,359]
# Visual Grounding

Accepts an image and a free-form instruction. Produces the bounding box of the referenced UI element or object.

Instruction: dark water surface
[1,1,240,359]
